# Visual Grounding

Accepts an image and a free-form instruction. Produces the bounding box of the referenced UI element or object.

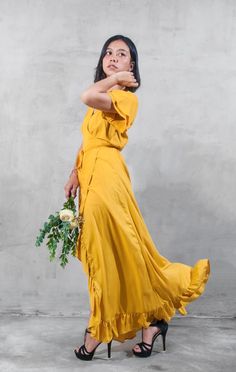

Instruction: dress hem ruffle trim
[75,230,210,343]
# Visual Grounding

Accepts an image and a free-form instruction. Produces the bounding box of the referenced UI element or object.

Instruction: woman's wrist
[110,73,118,86]
[69,167,78,177]
[97,74,118,91]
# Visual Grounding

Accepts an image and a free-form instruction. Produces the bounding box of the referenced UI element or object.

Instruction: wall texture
[0,0,235,318]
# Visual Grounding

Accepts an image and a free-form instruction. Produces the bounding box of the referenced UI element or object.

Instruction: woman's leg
[75,309,101,353]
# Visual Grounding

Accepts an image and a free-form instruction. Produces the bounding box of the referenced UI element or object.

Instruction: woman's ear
[129,61,135,71]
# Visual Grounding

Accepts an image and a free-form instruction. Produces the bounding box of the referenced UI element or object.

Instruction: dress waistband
[76,141,121,169]
[83,143,120,152]
[83,136,121,151]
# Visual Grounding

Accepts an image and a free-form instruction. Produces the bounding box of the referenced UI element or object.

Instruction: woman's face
[102,39,134,77]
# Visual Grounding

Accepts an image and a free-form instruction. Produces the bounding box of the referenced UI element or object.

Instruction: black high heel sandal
[74,328,112,361]
[132,319,168,358]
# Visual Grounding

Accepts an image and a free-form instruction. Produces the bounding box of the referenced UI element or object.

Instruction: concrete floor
[0,316,235,372]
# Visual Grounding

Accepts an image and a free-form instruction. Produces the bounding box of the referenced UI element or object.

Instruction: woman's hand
[114,71,139,88]
[64,170,80,199]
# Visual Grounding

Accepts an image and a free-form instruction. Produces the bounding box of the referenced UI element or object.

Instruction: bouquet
[35,196,84,268]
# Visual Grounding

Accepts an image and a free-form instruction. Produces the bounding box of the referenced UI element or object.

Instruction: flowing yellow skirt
[75,146,210,343]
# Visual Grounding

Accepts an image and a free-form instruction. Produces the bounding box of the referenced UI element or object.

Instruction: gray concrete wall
[0,0,235,318]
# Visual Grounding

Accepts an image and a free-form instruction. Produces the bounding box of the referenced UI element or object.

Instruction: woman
[64,35,210,361]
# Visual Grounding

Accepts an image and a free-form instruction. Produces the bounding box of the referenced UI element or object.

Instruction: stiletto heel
[132,319,168,358]
[107,340,112,358]
[74,328,113,361]
[161,327,167,351]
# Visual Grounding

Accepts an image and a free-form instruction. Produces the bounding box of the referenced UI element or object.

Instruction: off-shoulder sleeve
[102,90,138,132]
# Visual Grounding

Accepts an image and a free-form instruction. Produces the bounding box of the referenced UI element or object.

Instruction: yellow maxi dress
[74,89,210,343]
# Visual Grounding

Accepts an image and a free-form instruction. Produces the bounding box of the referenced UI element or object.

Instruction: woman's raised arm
[80,71,138,112]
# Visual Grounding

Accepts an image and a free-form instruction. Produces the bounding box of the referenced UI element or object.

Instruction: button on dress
[74,89,210,343]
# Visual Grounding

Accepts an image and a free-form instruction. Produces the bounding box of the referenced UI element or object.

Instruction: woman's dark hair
[94,35,141,93]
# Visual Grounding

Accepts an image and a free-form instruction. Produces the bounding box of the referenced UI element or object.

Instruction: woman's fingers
[65,189,71,199]
[127,79,139,87]
[115,71,138,86]
[64,175,80,199]
[64,185,72,199]
[71,187,77,198]
[126,72,138,86]
[64,181,74,199]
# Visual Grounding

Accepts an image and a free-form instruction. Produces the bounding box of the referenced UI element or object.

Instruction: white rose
[59,209,74,222]
[70,218,78,229]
